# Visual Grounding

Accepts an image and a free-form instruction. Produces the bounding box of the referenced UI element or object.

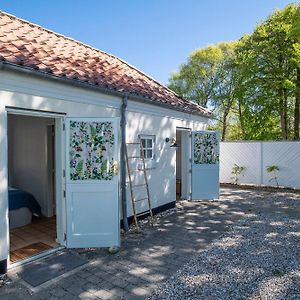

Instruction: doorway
[7,113,63,264]
[176,128,191,200]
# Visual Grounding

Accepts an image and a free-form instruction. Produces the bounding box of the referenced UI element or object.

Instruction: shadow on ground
[149,188,300,299]
[1,188,299,299]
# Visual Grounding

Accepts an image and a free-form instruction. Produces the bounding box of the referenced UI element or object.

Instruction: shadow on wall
[126,112,178,215]
[1,86,206,219]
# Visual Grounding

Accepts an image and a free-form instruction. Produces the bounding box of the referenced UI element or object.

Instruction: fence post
[259,141,264,186]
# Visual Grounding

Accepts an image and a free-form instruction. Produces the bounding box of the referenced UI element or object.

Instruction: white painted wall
[125,110,206,216]
[220,141,300,189]
[176,131,182,180]
[0,69,209,263]
[7,115,54,216]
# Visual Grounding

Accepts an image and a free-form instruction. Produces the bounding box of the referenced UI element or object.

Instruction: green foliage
[266,165,280,173]
[231,164,246,184]
[75,160,83,176]
[169,3,300,141]
[266,165,280,187]
[169,44,224,107]
[234,4,300,140]
[169,42,239,141]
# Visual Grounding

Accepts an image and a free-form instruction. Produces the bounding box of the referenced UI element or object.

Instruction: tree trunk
[221,100,234,141]
[294,68,300,140]
[221,110,228,141]
[284,88,288,139]
[238,99,246,139]
[278,52,288,140]
[279,86,288,140]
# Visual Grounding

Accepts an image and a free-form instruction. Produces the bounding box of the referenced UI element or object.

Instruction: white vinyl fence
[220,141,300,189]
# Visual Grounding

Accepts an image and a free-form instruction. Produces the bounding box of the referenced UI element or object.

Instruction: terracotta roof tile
[0,11,211,117]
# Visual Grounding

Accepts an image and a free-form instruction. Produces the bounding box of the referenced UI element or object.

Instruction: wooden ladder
[125,141,153,230]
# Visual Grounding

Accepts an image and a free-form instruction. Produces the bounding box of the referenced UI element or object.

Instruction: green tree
[169,3,300,141]
[289,4,300,139]
[169,42,239,141]
[169,45,223,108]
[235,4,300,140]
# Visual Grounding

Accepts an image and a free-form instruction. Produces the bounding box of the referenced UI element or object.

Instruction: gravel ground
[124,202,181,234]
[0,275,11,289]
[149,192,300,300]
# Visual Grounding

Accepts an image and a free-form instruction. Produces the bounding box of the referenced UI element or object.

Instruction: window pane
[147,149,152,158]
[147,139,152,148]
[140,136,155,159]
[141,139,146,148]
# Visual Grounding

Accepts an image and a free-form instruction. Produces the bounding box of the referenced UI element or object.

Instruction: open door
[191,131,219,200]
[65,118,119,248]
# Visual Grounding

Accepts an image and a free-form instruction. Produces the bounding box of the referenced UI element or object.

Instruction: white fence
[220,141,300,189]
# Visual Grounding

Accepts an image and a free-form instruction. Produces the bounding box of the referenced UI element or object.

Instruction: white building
[0,11,218,273]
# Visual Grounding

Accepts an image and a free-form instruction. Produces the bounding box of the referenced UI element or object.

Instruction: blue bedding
[8,187,41,216]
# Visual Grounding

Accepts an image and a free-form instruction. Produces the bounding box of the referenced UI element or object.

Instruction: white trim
[176,127,192,132]
[0,107,9,262]
[55,117,66,246]
[139,134,156,160]
[8,246,64,270]
[6,107,65,118]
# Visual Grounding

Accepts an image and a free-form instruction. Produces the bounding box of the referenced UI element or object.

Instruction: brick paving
[0,188,265,300]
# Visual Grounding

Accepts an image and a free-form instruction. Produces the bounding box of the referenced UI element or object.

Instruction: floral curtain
[193,132,219,164]
[69,121,115,180]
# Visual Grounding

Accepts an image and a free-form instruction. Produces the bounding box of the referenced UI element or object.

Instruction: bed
[8,187,41,229]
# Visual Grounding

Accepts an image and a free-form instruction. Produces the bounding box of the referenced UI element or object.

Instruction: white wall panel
[262,142,300,188]
[220,141,300,189]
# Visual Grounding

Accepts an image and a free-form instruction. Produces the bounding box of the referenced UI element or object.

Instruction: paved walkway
[1,188,296,300]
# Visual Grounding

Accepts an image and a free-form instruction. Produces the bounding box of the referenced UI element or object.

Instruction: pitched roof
[0,11,210,117]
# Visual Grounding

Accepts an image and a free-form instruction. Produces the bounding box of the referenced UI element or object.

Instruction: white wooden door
[65,118,119,248]
[191,131,220,200]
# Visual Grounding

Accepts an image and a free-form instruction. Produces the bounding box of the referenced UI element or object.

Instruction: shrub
[231,164,246,184]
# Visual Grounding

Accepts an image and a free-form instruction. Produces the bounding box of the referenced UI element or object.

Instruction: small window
[140,135,155,160]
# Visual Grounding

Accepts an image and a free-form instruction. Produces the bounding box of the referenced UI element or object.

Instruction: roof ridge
[0,10,182,99]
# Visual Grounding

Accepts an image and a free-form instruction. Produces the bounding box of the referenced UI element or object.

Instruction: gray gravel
[149,192,300,300]
[0,275,11,288]
[126,203,180,233]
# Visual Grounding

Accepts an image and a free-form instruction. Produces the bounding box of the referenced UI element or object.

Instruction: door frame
[176,127,192,200]
[6,107,66,268]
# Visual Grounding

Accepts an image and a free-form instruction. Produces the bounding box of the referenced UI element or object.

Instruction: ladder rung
[132,184,146,188]
[128,169,143,173]
[134,197,148,202]
[126,141,152,229]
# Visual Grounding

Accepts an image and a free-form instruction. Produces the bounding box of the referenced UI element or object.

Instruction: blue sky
[0,0,297,84]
